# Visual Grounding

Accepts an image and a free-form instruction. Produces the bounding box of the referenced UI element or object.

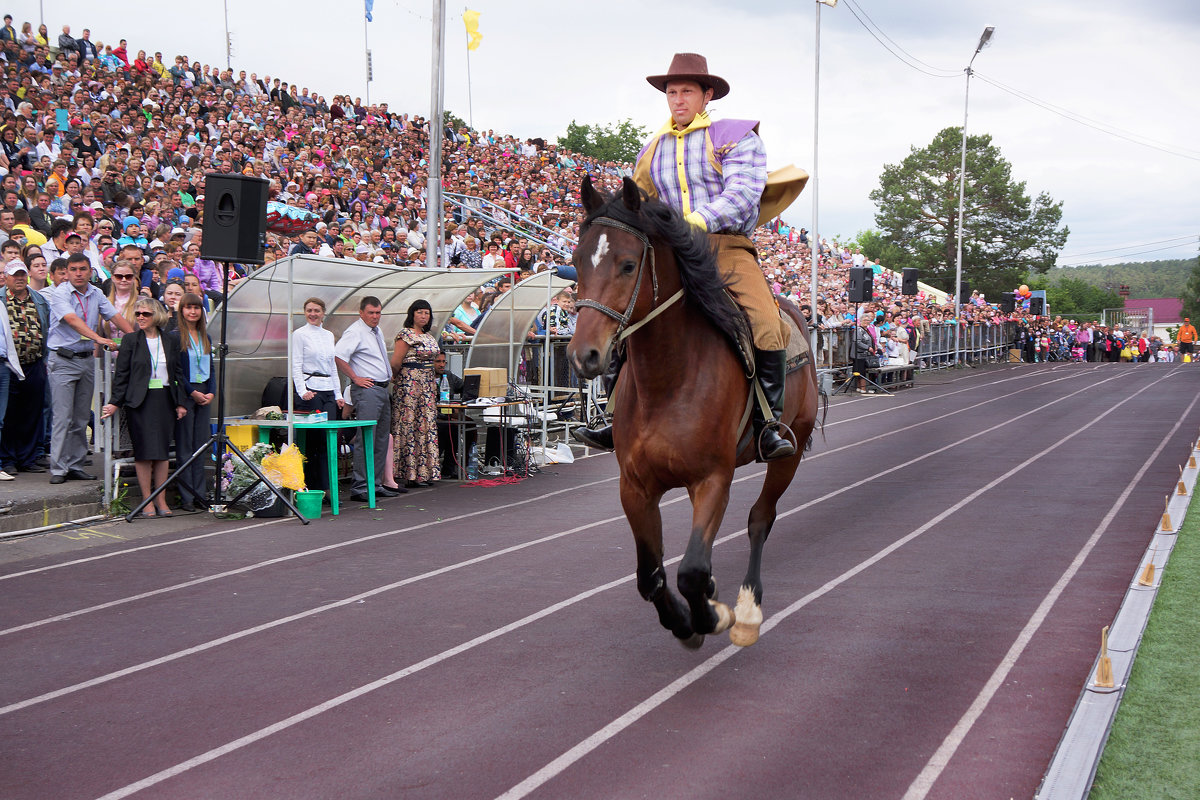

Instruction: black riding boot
[571,348,625,451]
[754,348,796,461]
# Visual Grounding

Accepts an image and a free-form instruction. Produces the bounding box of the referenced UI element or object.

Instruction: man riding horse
[573,52,799,460]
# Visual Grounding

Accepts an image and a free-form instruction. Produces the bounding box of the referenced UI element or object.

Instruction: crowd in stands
[0,12,1189,491]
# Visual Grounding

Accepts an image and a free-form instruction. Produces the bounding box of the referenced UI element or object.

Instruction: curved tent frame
[210,254,573,439]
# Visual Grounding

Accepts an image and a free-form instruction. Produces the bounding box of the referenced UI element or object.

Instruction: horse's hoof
[709,599,736,635]
[677,632,705,650]
[729,587,763,647]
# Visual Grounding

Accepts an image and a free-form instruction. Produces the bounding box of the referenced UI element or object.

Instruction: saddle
[719,289,811,377]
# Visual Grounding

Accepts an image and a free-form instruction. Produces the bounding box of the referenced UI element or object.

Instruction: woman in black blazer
[168,293,215,513]
[102,297,187,517]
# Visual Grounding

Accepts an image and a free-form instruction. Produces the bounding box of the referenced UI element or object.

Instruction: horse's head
[567,175,656,379]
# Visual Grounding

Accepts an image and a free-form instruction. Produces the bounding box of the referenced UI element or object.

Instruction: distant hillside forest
[1042,258,1197,299]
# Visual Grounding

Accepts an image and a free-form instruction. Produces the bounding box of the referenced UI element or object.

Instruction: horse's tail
[811,379,830,451]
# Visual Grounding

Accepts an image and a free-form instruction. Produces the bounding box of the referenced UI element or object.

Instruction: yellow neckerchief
[633,111,718,215]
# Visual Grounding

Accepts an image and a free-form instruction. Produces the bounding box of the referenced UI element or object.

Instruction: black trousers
[0,357,46,470]
[296,390,338,494]
[174,397,212,505]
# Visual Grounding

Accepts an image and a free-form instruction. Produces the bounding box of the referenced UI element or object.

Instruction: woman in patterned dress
[389,299,441,487]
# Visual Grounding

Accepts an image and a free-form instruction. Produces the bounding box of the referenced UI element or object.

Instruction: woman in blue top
[168,293,214,512]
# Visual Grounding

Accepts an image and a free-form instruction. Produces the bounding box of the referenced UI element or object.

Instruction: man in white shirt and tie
[335,296,402,501]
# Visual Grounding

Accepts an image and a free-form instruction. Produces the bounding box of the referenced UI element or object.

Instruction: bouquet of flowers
[220,442,279,512]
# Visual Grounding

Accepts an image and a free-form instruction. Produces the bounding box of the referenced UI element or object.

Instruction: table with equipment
[439,400,533,480]
[226,418,378,514]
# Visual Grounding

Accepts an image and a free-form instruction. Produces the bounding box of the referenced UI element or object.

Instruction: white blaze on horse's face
[590,232,609,270]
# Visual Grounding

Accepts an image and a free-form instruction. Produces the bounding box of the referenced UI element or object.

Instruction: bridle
[574,215,682,344]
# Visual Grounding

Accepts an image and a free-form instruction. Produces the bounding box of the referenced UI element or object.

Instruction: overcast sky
[14,0,1199,267]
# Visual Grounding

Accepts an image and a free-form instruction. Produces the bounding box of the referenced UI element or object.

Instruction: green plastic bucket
[295,490,325,520]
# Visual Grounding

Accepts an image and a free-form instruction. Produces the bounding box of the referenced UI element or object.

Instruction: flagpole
[464,8,474,130]
[426,0,446,270]
[363,11,370,106]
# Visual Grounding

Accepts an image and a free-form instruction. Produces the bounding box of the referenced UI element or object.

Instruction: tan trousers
[712,234,789,351]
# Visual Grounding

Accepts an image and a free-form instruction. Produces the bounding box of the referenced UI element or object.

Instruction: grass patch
[1089,499,1200,799]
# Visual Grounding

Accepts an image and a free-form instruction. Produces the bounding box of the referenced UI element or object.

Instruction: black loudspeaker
[848,266,873,303]
[1030,297,1044,315]
[1000,294,1016,314]
[201,173,270,265]
[901,268,919,295]
[959,284,972,304]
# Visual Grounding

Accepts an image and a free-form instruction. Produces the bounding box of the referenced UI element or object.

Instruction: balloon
[1018,284,1029,296]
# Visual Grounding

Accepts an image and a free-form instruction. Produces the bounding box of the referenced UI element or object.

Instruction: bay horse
[567,176,821,648]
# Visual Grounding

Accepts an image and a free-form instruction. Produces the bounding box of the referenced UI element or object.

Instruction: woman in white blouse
[291,297,345,497]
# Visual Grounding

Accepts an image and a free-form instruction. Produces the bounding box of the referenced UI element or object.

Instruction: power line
[840,0,959,76]
[974,72,1200,162]
[838,0,960,79]
[1059,242,1198,267]
[1061,234,1198,259]
[833,2,1200,162]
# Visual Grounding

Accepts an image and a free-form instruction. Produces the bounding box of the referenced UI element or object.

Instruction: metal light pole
[953,25,994,366]
[223,0,231,69]
[812,0,837,354]
[426,0,446,270]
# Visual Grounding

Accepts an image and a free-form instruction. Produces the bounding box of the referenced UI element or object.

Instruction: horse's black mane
[584,191,751,346]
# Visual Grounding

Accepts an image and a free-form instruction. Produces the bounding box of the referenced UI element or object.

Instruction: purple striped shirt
[647,116,767,235]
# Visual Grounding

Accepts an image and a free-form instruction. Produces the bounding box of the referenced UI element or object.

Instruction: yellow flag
[463,9,482,51]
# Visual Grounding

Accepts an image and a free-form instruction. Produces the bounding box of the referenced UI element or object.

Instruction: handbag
[863,355,881,369]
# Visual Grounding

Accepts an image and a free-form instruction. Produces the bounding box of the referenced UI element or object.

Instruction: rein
[575,216,683,344]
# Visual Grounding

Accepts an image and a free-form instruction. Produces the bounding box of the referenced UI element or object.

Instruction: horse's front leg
[677,474,737,636]
[621,479,697,646]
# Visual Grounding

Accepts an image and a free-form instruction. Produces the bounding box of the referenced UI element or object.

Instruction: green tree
[869,127,1069,299]
[444,110,467,132]
[557,118,649,163]
[1035,276,1122,315]
[1181,242,1200,322]
[855,229,917,274]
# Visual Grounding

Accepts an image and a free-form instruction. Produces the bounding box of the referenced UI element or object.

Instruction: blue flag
[365,0,374,22]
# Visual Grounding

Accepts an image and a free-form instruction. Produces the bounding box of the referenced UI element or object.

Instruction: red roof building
[1125,298,1184,325]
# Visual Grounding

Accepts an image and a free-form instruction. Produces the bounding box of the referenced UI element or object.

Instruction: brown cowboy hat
[645,53,730,100]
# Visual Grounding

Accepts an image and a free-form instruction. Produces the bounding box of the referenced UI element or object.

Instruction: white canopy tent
[209,254,573,439]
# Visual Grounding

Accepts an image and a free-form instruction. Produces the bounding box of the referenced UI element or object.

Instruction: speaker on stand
[901,268,919,296]
[127,174,306,523]
[848,266,873,304]
[834,267,890,397]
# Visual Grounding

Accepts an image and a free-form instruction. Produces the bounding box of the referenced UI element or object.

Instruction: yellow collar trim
[661,110,712,137]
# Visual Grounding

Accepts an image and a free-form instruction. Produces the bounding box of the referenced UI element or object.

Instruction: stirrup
[757,422,796,461]
[573,424,614,451]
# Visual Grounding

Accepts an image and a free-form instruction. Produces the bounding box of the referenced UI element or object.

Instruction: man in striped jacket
[575,53,796,460]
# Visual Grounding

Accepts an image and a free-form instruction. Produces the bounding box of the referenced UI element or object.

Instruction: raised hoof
[709,599,736,635]
[677,632,705,650]
[729,587,764,647]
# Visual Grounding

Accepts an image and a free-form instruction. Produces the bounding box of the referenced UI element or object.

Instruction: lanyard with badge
[147,337,164,390]
[189,331,210,382]
[72,290,91,341]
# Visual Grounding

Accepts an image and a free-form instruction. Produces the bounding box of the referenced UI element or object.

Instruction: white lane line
[0,476,620,638]
[86,370,1153,799]
[497,369,1178,800]
[0,518,288,582]
[901,389,1200,800]
[3,365,1091,638]
[0,360,1061,583]
[4,368,1125,723]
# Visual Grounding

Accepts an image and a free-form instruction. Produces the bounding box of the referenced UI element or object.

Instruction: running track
[1,362,1197,800]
